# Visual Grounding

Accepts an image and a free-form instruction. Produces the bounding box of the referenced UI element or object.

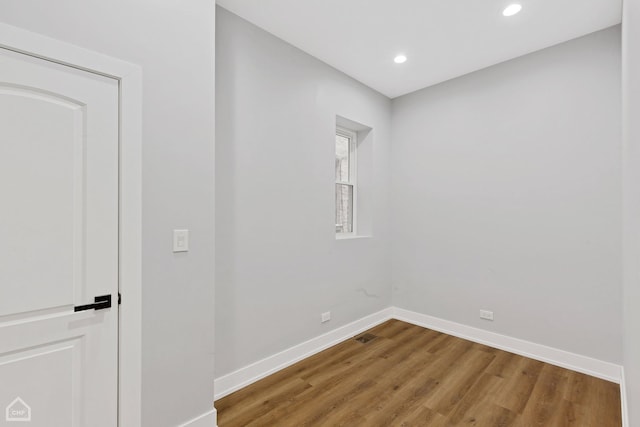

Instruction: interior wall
[391,27,623,364]
[0,2,216,426]
[215,7,391,377]
[623,0,640,423]
[1,0,628,422]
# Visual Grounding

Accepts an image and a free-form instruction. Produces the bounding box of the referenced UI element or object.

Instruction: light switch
[173,229,189,252]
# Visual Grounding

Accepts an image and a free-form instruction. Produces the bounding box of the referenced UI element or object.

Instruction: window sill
[336,234,371,241]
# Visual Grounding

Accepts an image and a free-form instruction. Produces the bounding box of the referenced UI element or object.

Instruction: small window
[335,127,356,235]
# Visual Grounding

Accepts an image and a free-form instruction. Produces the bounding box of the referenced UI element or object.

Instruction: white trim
[621,366,629,427]
[0,23,139,79]
[215,306,624,408]
[178,408,217,427]
[392,307,622,383]
[116,61,142,427]
[214,308,394,400]
[0,23,143,427]
[335,126,357,236]
[335,234,371,240]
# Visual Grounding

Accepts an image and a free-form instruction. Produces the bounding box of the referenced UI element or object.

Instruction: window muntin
[335,128,356,234]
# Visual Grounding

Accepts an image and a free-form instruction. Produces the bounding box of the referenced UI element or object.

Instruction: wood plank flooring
[216,319,621,426]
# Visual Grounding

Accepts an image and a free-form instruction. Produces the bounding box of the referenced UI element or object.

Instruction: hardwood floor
[216,320,621,426]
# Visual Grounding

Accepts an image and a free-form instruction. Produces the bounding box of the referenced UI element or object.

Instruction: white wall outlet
[173,229,189,252]
[480,310,494,321]
[321,311,331,323]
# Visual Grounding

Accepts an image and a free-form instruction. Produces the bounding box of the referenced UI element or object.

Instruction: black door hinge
[118,293,122,305]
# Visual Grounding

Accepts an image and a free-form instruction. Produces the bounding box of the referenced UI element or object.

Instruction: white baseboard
[214,308,393,400]
[621,366,629,427]
[213,306,624,421]
[214,306,623,404]
[392,307,623,384]
[178,408,217,427]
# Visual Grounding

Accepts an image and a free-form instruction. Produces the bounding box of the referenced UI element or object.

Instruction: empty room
[1,0,640,426]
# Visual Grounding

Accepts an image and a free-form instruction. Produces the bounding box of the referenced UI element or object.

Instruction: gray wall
[623,0,640,423]
[0,1,216,426]
[391,27,622,364]
[215,7,391,377]
[1,1,628,422]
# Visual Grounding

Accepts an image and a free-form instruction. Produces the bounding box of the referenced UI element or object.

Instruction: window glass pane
[335,134,350,182]
[335,183,353,233]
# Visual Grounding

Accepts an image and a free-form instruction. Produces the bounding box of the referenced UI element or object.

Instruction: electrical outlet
[321,311,331,323]
[173,229,189,252]
[480,310,494,321]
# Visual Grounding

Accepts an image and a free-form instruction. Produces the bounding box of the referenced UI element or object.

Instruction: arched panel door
[0,47,119,427]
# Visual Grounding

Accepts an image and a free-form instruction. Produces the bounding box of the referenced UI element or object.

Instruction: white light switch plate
[173,229,189,252]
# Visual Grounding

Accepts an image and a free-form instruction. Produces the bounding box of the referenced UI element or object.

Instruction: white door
[0,47,119,426]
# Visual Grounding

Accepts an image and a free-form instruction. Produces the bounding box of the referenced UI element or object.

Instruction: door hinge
[118,293,122,305]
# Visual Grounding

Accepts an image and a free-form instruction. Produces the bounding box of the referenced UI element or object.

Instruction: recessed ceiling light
[394,55,407,64]
[502,4,522,16]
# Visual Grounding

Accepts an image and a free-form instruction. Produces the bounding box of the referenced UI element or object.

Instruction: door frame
[0,23,142,427]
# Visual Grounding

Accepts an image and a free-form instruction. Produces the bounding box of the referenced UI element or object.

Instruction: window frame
[335,126,357,236]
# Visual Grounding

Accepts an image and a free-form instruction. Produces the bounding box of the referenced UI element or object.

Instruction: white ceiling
[216,0,621,98]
